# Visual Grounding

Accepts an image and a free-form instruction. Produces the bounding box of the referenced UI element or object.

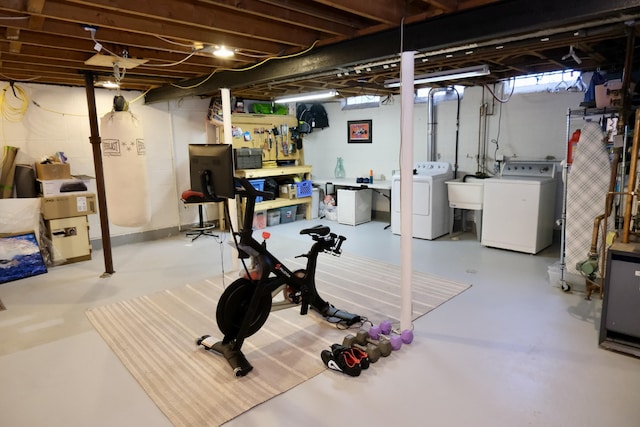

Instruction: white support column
[399,51,415,332]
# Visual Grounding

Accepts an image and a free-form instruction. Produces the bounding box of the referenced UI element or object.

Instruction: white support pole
[399,51,415,332]
[221,88,238,269]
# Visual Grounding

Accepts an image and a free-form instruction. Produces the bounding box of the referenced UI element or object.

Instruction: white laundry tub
[446,177,485,210]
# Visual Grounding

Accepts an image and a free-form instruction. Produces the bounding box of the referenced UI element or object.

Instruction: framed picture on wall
[347,120,372,143]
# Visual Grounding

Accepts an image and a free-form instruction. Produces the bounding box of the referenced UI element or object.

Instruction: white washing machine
[481,160,557,254]
[391,162,453,240]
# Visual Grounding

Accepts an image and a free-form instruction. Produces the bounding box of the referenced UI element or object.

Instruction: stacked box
[39,177,91,196]
[279,184,297,200]
[35,163,71,180]
[41,193,97,220]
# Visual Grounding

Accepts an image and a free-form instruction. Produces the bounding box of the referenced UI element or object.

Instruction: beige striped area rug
[86,253,470,427]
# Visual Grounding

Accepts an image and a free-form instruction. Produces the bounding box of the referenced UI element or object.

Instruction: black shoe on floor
[321,348,361,377]
[331,343,370,370]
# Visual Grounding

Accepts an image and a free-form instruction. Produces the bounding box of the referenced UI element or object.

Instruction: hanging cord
[491,102,504,174]
[170,40,320,90]
[0,82,29,122]
[483,77,516,103]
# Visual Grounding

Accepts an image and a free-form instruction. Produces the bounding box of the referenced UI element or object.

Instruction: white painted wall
[0,82,211,240]
[304,86,583,180]
[1,80,584,240]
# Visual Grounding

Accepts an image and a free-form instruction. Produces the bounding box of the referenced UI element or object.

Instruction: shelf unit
[235,165,313,219]
[205,113,310,226]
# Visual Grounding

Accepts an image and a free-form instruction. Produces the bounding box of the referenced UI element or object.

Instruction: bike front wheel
[216,278,272,339]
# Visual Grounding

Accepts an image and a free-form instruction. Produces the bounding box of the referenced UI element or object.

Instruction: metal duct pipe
[427,87,448,162]
[477,103,489,175]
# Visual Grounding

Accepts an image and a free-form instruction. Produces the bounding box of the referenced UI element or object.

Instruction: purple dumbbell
[369,325,402,351]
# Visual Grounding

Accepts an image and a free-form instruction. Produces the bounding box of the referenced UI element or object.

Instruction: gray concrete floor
[1,219,639,426]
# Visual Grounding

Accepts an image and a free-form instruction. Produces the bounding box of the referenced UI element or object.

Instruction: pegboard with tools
[224,114,302,167]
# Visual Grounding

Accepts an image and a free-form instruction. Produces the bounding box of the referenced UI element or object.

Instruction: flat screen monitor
[188,144,235,200]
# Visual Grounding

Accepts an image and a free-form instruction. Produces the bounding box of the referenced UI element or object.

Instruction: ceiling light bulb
[100,81,119,89]
[213,46,234,58]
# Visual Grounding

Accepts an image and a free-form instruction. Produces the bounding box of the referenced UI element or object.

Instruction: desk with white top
[312,178,392,192]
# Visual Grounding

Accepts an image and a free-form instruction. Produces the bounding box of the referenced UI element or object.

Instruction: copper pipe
[589,151,620,255]
[619,24,636,133]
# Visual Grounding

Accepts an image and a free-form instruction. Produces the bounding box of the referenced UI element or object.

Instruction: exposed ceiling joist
[0,0,639,103]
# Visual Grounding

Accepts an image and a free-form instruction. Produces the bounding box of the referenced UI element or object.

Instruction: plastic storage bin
[249,178,265,203]
[267,209,280,226]
[296,180,313,198]
[253,210,267,229]
[280,206,296,223]
[548,261,562,287]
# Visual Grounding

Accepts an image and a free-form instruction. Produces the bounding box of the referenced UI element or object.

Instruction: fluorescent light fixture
[384,65,490,88]
[213,46,234,58]
[274,90,338,103]
[98,80,120,89]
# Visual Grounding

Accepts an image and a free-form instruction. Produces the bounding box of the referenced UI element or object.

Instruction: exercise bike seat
[300,225,330,236]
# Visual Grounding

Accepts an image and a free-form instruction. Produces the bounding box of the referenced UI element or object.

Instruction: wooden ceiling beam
[0,51,202,80]
[0,3,297,56]
[0,61,180,86]
[0,31,224,73]
[254,0,372,28]
[415,0,456,13]
[145,0,640,103]
[58,0,318,47]
[198,0,361,36]
[26,0,45,13]
[309,0,408,25]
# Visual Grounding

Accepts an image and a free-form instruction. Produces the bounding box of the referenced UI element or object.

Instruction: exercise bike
[197,174,362,376]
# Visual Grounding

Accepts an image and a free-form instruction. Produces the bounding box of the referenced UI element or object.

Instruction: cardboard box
[595,79,635,109]
[41,193,97,219]
[38,177,91,196]
[35,163,71,180]
[279,184,297,200]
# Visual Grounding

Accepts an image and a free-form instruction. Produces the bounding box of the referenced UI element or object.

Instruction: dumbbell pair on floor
[368,320,414,351]
[322,321,414,376]
[342,322,413,362]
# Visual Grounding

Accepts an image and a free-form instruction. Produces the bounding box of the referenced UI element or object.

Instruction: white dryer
[391,162,453,240]
[481,160,557,254]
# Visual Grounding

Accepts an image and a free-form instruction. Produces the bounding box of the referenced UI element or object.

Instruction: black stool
[181,190,218,241]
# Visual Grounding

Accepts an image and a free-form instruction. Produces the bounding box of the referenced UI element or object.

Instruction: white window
[415,85,465,103]
[341,95,381,110]
[512,69,582,93]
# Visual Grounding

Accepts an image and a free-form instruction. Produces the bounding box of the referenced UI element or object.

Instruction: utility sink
[445,177,487,210]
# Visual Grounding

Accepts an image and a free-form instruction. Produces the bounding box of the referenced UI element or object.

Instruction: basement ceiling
[1,1,640,104]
